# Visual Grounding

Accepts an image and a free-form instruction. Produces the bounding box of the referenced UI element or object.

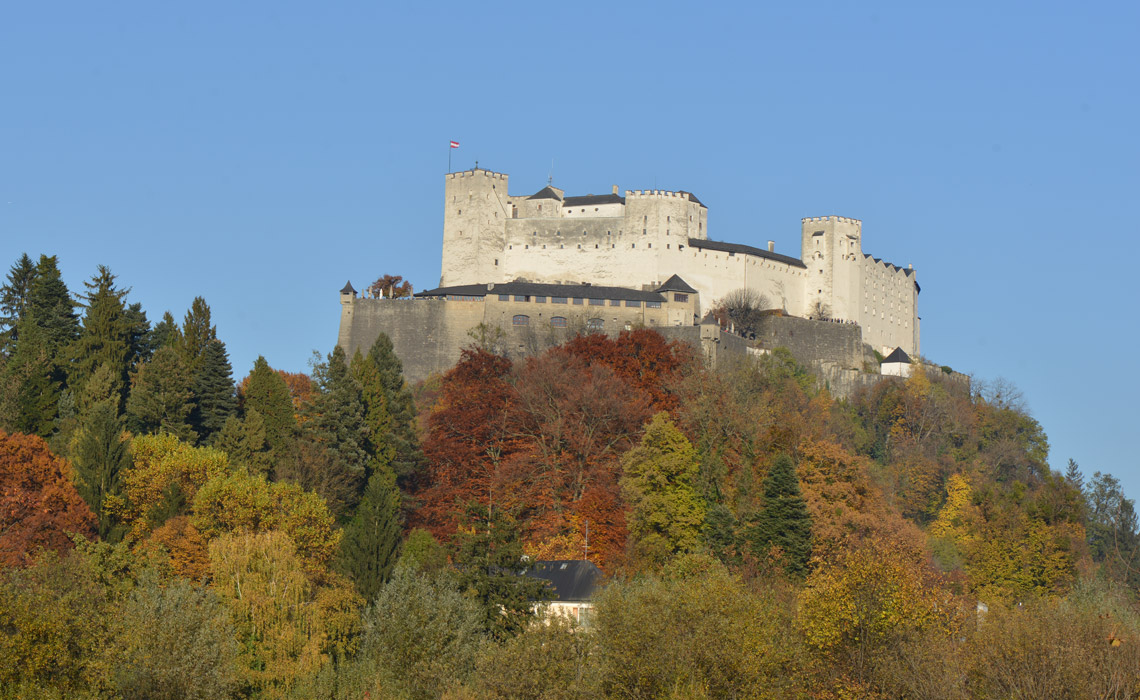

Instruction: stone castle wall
[752,315,868,370]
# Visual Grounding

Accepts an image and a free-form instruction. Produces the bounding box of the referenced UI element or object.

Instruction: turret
[340,280,357,304]
[800,216,863,322]
[441,168,510,286]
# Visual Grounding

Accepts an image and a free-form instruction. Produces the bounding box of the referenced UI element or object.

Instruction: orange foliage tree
[0,431,96,566]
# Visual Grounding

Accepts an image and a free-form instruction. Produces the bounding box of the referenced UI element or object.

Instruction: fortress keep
[338,167,922,383]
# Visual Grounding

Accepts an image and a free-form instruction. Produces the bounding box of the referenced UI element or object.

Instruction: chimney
[612,184,619,195]
[767,241,775,252]
[908,264,912,270]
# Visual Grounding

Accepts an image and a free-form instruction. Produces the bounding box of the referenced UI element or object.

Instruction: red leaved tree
[0,431,96,567]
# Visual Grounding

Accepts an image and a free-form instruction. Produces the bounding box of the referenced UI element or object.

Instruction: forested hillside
[1,255,1138,699]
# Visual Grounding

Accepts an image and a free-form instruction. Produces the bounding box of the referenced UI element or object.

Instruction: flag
[450,140,459,148]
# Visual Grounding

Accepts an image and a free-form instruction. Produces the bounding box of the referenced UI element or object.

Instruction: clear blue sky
[2,2,1137,496]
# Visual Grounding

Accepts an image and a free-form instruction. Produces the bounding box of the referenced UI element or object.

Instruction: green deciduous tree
[743,453,812,576]
[339,471,402,601]
[620,412,706,564]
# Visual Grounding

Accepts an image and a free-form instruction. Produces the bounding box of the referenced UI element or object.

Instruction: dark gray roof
[528,186,563,201]
[524,560,604,602]
[863,255,921,293]
[656,274,697,294]
[340,280,356,294]
[415,281,666,302]
[563,193,626,207]
[883,347,912,364]
[682,191,704,207]
[687,238,807,269]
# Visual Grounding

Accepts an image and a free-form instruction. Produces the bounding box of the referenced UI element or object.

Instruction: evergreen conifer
[339,470,402,601]
[175,296,216,372]
[71,399,130,542]
[214,409,273,474]
[744,454,812,576]
[68,266,133,409]
[352,333,425,484]
[190,338,237,443]
[126,346,194,441]
[149,311,179,352]
[0,253,36,357]
[242,356,296,454]
[25,255,79,356]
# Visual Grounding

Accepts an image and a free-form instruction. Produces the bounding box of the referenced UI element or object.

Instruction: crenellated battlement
[446,168,508,181]
[801,215,862,227]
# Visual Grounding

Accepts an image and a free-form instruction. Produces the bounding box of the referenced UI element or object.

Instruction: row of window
[497,293,662,308]
[513,316,607,331]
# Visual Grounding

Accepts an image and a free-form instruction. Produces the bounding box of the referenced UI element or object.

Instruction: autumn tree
[0,431,95,566]
[743,453,812,576]
[367,273,413,299]
[620,412,705,565]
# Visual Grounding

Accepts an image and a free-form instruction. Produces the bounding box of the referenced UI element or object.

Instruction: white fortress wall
[860,254,918,355]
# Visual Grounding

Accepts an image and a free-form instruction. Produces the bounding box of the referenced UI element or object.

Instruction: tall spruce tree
[1,320,60,436]
[306,346,369,475]
[126,346,195,441]
[149,311,179,352]
[68,266,133,410]
[242,356,296,454]
[351,333,425,484]
[0,253,36,358]
[744,453,812,576]
[190,338,237,443]
[71,399,131,542]
[25,254,79,357]
[123,302,155,367]
[214,409,273,475]
[339,470,403,601]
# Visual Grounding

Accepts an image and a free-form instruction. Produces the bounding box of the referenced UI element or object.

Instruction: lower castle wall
[752,315,865,370]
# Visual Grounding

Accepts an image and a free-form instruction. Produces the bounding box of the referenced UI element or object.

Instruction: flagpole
[448,140,452,173]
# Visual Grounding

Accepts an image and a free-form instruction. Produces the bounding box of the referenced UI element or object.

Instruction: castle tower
[441,168,510,286]
[800,216,863,322]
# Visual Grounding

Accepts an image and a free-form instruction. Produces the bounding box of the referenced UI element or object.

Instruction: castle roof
[656,274,698,294]
[340,280,356,294]
[687,238,807,269]
[415,281,666,303]
[682,191,704,206]
[882,347,912,364]
[563,193,626,207]
[528,186,563,201]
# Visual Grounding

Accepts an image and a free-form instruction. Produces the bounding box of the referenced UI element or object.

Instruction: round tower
[440,168,510,286]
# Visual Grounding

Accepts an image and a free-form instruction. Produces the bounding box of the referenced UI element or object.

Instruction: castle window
[644,216,647,222]
[525,245,529,249]
[538,205,542,212]
[512,206,518,218]
[581,208,585,212]
[648,243,652,248]
[673,293,688,303]
[667,244,670,249]
[667,216,670,222]
[535,296,547,303]
[498,294,510,301]
[550,316,568,328]
[632,244,636,249]
[594,207,598,211]
[642,229,646,235]
[495,259,499,266]
[533,231,537,236]
[595,244,599,249]
[610,300,621,307]
[646,301,662,309]
[589,298,604,306]
[552,297,568,304]
[513,295,530,302]
[587,318,604,332]
[577,245,581,249]
[458,209,462,214]
[625,300,642,308]
[512,315,530,327]
[573,298,584,305]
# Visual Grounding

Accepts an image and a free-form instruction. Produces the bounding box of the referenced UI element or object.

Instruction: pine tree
[71,399,130,542]
[123,302,154,367]
[352,333,425,484]
[149,311,179,352]
[620,412,707,564]
[306,346,368,474]
[339,470,403,601]
[242,356,296,454]
[190,338,237,443]
[1,320,61,436]
[0,253,36,358]
[126,346,195,441]
[68,266,133,410]
[744,454,812,577]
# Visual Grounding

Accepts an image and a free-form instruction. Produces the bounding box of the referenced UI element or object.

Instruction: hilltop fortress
[338,167,922,385]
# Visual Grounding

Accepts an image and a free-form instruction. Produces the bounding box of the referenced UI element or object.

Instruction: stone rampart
[752,315,865,370]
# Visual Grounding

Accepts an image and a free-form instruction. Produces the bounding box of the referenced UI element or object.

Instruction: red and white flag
[449,140,459,148]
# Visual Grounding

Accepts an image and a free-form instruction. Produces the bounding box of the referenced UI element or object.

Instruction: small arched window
[550,316,568,328]
[586,318,605,333]
[512,315,530,327]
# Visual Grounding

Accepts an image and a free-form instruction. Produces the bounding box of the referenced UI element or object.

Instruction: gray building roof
[340,280,356,294]
[563,193,626,207]
[528,186,563,200]
[656,274,698,294]
[524,560,604,602]
[687,238,807,269]
[415,281,666,302]
[883,347,912,364]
